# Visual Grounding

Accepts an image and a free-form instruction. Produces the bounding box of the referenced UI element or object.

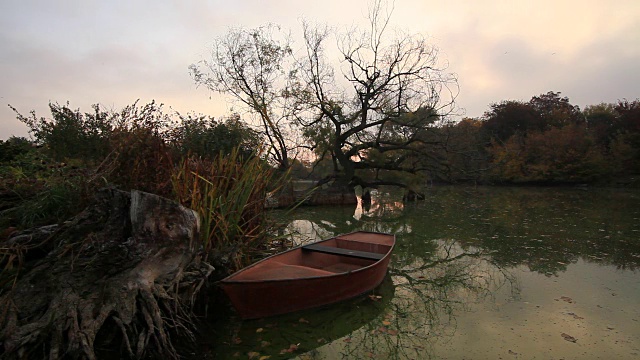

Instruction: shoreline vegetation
[0,102,284,358]
[1,92,638,358]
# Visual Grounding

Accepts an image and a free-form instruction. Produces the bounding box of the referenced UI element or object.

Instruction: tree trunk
[0,188,214,359]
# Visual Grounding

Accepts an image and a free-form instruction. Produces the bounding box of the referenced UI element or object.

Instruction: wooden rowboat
[219,231,395,319]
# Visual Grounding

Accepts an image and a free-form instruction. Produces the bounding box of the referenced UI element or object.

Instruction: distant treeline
[422,91,640,186]
[2,91,639,192]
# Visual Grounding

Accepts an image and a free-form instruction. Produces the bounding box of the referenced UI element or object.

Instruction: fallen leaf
[387,329,399,335]
[559,296,574,303]
[299,318,309,324]
[232,337,242,345]
[248,352,260,359]
[256,328,264,333]
[368,295,382,301]
[344,337,352,343]
[259,356,271,360]
[233,352,240,357]
[317,338,326,343]
[279,343,299,354]
[567,312,584,320]
[261,341,271,348]
[382,320,391,326]
[561,333,577,343]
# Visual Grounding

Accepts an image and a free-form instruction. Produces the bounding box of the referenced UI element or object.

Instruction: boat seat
[239,262,335,280]
[302,244,384,261]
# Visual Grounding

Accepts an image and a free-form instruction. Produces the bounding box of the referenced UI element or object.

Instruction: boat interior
[230,233,394,281]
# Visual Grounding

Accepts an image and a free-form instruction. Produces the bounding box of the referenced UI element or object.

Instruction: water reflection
[409,187,640,273]
[203,236,517,360]
[353,188,405,221]
[310,240,519,360]
[202,186,640,359]
[202,277,395,359]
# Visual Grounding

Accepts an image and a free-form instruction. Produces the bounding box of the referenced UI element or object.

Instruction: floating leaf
[248,352,260,359]
[299,318,309,323]
[557,296,574,303]
[561,333,577,343]
[256,328,264,333]
[567,312,584,320]
[279,344,299,354]
[259,356,271,360]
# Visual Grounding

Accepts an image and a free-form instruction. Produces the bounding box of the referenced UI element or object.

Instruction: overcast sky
[1,0,639,140]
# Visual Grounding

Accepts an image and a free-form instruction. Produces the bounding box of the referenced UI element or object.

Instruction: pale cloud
[1,0,639,139]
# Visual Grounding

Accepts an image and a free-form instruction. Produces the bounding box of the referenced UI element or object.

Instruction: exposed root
[0,189,214,359]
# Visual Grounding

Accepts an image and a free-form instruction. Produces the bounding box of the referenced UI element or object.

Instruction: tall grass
[172,148,276,270]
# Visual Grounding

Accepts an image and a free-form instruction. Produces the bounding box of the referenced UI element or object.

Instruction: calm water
[203,186,640,359]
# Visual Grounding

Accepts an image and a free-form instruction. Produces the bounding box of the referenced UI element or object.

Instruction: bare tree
[189,24,294,169]
[295,1,459,189]
[191,1,459,189]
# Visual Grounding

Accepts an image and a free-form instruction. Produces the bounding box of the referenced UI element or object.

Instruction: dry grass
[172,149,277,270]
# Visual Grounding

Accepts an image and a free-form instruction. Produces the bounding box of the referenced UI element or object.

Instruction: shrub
[170,113,261,160]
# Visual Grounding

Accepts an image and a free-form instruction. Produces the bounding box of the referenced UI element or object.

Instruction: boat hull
[219,231,395,319]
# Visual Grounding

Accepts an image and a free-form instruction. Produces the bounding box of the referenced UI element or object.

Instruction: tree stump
[0,189,214,359]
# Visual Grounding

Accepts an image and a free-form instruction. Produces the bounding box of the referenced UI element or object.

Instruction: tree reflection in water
[299,239,518,360]
[207,186,638,359]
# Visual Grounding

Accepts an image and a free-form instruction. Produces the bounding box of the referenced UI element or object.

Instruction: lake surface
[202,186,640,359]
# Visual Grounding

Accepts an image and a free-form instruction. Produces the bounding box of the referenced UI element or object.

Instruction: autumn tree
[480,92,640,184]
[488,124,607,183]
[584,103,619,148]
[434,118,490,182]
[529,91,583,128]
[481,101,542,143]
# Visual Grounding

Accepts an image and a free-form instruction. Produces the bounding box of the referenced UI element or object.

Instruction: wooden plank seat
[302,244,384,261]
[239,262,335,280]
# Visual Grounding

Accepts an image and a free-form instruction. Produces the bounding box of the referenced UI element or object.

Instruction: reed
[172,148,276,269]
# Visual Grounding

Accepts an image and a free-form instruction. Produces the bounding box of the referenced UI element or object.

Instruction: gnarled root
[0,189,214,359]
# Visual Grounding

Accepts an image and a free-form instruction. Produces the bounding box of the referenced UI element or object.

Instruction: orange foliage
[489,125,608,183]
